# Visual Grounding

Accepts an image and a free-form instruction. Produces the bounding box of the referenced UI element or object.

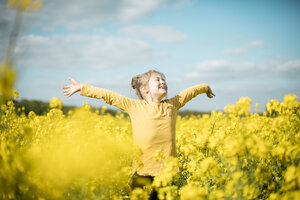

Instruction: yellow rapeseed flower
[180,184,208,200]
[284,166,297,182]
[7,0,18,8]
[0,61,16,103]
[31,0,42,11]
[49,97,63,109]
[20,0,31,10]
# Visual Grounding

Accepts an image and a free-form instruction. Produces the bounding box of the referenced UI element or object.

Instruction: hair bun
[131,75,139,89]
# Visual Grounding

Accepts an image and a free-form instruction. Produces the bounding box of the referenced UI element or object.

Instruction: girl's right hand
[62,77,82,97]
[206,85,215,98]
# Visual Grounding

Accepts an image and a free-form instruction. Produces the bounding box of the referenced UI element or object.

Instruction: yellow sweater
[80,84,209,176]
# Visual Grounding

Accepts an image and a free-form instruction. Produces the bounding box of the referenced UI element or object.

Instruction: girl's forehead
[150,73,165,79]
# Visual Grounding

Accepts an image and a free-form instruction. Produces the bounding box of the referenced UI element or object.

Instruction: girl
[62,70,215,199]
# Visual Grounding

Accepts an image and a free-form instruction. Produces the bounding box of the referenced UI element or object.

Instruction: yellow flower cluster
[49,97,63,109]
[0,93,299,199]
[7,0,42,11]
[0,100,135,199]
[0,61,16,104]
[224,97,252,116]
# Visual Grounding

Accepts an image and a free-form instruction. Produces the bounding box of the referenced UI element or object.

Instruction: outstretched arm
[169,84,215,110]
[62,77,134,113]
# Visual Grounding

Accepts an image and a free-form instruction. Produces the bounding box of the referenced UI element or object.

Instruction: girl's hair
[131,70,166,100]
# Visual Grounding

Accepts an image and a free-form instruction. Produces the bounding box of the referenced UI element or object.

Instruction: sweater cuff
[204,84,209,93]
[80,84,88,96]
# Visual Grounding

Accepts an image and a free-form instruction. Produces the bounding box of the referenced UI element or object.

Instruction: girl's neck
[144,94,163,103]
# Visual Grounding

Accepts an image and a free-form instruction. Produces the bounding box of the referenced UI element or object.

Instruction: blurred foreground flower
[1,0,43,105]
[49,97,63,109]
[7,0,42,11]
[0,61,16,104]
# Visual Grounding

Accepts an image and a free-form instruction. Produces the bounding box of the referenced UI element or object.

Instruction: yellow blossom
[49,97,63,109]
[180,184,208,200]
[284,166,297,183]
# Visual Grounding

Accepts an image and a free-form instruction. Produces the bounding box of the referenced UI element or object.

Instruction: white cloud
[86,76,130,87]
[0,0,172,61]
[118,0,164,22]
[24,0,165,30]
[247,40,264,47]
[276,60,300,71]
[0,0,165,32]
[120,25,188,43]
[182,59,300,82]
[275,60,300,79]
[14,34,162,69]
[48,75,130,88]
[195,60,229,71]
[222,40,264,55]
[173,0,192,8]
[184,59,258,80]
[0,2,16,61]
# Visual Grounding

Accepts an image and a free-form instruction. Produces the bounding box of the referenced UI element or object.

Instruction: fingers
[62,89,70,93]
[62,85,71,96]
[68,77,77,84]
[206,91,215,98]
[207,86,215,98]
[62,85,70,89]
[208,87,215,95]
[64,91,73,98]
[62,85,72,97]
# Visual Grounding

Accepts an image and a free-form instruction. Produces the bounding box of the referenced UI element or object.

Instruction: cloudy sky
[1,0,299,113]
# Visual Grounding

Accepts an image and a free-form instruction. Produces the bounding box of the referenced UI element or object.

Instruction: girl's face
[147,73,167,100]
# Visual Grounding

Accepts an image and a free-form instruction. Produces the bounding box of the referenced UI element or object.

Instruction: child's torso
[129,100,178,150]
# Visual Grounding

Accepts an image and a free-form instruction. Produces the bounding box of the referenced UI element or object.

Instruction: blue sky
[1,0,299,113]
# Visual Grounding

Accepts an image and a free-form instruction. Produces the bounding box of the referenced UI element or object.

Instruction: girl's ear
[140,85,149,94]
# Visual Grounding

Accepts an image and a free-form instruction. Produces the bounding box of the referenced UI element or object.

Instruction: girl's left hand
[62,77,82,98]
[206,86,215,98]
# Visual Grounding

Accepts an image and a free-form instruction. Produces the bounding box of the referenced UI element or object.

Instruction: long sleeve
[80,84,134,113]
[169,84,209,110]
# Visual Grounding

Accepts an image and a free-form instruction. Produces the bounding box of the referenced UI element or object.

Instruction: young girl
[62,70,215,199]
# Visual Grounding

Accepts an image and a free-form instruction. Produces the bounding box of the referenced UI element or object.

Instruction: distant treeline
[13,99,211,117]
